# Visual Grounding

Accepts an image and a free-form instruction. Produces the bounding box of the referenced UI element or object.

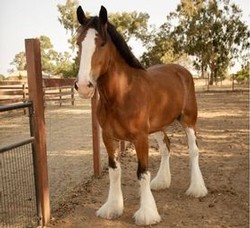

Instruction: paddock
[47,90,248,227]
[0,39,248,227]
[1,89,248,227]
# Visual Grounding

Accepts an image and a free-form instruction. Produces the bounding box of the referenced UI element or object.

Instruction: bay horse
[75,5,208,226]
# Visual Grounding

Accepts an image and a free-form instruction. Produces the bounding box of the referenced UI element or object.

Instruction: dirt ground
[46,91,249,228]
[0,98,106,214]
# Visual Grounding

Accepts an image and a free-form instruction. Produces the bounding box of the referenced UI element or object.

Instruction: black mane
[107,22,145,70]
[85,16,145,70]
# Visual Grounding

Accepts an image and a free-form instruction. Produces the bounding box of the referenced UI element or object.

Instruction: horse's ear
[99,6,108,25]
[77,6,87,25]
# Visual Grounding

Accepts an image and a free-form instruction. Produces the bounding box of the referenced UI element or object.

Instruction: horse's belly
[148,103,182,133]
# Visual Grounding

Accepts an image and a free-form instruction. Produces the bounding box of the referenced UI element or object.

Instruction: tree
[57,1,150,76]
[10,36,57,75]
[40,35,58,74]
[57,1,150,49]
[10,51,26,72]
[57,0,80,51]
[0,74,5,80]
[166,0,250,84]
[140,21,189,67]
[9,35,77,77]
[109,11,149,43]
[53,51,79,78]
[232,62,250,84]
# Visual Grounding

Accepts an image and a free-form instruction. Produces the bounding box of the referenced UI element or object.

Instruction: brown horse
[75,6,208,226]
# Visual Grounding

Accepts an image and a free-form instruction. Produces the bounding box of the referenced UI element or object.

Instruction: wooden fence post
[22,83,27,115]
[120,141,126,155]
[71,86,74,106]
[59,87,62,106]
[91,90,100,177]
[25,39,50,226]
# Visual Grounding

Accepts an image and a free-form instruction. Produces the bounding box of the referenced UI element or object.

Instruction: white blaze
[78,28,97,86]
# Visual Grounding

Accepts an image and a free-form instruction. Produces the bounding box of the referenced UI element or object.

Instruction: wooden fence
[0,79,75,106]
[44,86,74,106]
[0,81,27,106]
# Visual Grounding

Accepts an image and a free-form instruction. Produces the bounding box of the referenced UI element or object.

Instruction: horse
[74,5,208,226]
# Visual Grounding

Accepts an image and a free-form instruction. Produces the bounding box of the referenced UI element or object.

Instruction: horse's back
[147,63,193,82]
[146,63,195,95]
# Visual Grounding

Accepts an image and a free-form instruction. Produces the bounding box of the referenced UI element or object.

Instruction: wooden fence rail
[0,81,75,106]
[0,83,28,106]
[44,86,74,106]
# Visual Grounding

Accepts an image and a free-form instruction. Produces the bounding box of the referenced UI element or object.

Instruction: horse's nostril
[74,82,78,91]
[87,82,94,88]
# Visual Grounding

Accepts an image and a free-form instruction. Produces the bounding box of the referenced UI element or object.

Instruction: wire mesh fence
[0,103,39,228]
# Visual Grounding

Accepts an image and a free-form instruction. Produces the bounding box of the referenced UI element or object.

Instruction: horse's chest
[97,104,141,140]
[97,103,120,127]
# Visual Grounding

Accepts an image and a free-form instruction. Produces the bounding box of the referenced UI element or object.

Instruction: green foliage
[9,35,78,78]
[231,63,250,84]
[54,52,79,78]
[57,0,80,50]
[56,2,150,76]
[40,35,58,74]
[10,1,249,80]
[0,74,5,80]
[140,22,188,67]
[164,0,250,84]
[109,12,149,43]
[10,51,26,71]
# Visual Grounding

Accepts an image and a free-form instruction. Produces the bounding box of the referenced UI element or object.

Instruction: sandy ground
[1,90,249,227]
[45,100,107,210]
[0,98,106,213]
[47,91,249,228]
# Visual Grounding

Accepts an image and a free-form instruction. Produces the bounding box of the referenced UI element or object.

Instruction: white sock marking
[151,131,171,190]
[134,172,161,225]
[185,128,208,197]
[96,162,124,219]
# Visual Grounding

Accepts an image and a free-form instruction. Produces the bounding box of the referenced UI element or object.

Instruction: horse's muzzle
[74,80,95,99]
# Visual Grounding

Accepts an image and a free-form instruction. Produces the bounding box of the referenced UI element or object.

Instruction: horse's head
[74,6,110,98]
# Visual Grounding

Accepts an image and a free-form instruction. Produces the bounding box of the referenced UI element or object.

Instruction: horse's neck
[97,57,140,104]
[97,67,128,103]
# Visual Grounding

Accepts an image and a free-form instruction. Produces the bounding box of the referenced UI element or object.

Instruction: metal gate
[0,102,40,228]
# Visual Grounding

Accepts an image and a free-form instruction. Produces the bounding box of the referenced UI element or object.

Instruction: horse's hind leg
[179,77,207,197]
[151,131,171,190]
[96,133,123,219]
[184,126,208,197]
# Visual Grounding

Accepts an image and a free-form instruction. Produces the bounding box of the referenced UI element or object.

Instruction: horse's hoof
[96,202,123,219]
[185,183,208,198]
[133,208,161,226]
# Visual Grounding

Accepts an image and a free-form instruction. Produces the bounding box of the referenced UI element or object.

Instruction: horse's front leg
[96,132,123,219]
[133,134,161,226]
